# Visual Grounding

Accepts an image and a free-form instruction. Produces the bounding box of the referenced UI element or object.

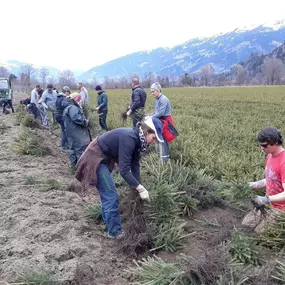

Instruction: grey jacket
[153,94,171,118]
[62,99,91,149]
[41,90,58,110]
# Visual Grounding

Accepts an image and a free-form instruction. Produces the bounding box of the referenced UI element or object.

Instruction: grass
[21,114,42,128]
[10,86,285,284]
[15,128,51,156]
[229,228,263,266]
[17,268,59,285]
[85,203,102,221]
[24,176,62,191]
[126,255,186,285]
[88,86,285,183]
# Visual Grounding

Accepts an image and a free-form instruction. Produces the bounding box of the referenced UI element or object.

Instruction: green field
[89,86,285,183]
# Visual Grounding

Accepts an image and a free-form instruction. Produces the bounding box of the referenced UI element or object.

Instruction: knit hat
[144,116,164,143]
[62,86,71,93]
[95,85,102,91]
[150,82,161,92]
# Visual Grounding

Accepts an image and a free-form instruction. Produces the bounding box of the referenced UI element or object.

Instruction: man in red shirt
[250,126,285,211]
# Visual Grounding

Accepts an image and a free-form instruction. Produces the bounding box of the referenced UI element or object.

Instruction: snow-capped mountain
[0,59,62,79]
[78,20,285,81]
[0,60,85,79]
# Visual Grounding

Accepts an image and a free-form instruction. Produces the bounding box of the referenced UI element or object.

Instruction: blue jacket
[98,127,141,188]
[96,91,108,111]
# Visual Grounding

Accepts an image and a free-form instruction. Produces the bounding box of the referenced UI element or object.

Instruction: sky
[1,0,285,72]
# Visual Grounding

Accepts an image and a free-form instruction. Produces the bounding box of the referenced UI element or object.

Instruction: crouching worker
[242,126,285,233]
[75,117,164,239]
[62,92,91,168]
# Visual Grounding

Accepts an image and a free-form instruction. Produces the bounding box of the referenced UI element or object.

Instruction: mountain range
[0,59,84,79]
[1,19,285,82]
[78,20,285,81]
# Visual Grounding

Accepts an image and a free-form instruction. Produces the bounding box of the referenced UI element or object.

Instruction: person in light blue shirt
[41,84,58,130]
[150,82,172,162]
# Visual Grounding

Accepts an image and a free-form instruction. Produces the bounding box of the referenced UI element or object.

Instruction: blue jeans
[58,120,68,148]
[97,163,121,237]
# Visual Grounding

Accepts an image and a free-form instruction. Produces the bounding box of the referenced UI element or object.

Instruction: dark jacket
[130,86,147,112]
[62,99,91,149]
[98,127,141,188]
[96,91,108,111]
[55,93,67,122]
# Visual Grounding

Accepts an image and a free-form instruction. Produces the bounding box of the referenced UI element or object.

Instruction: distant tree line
[1,49,285,91]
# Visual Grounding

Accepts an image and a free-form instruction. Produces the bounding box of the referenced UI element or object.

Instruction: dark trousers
[97,163,121,237]
[131,108,144,127]
[69,144,88,168]
[58,120,68,148]
[28,103,39,119]
[99,110,108,131]
[2,100,14,114]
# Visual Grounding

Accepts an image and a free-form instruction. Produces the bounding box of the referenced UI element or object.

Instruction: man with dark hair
[249,126,285,211]
[126,77,147,127]
[41,84,58,130]
[95,85,108,131]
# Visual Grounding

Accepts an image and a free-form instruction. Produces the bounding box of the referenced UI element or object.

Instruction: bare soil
[0,93,244,284]
[0,94,130,284]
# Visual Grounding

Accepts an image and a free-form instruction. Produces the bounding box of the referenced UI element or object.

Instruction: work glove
[136,185,150,202]
[126,109,132,116]
[248,182,256,188]
[252,195,270,208]
[96,106,100,111]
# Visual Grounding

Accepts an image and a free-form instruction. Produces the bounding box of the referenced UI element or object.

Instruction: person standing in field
[55,86,71,152]
[75,116,164,239]
[62,92,91,168]
[126,77,147,127]
[149,82,178,162]
[78,82,88,105]
[28,85,41,119]
[95,85,108,131]
[41,84,58,131]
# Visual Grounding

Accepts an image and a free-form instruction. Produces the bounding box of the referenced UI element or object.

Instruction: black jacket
[130,86,147,112]
[98,127,141,188]
[55,93,67,122]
